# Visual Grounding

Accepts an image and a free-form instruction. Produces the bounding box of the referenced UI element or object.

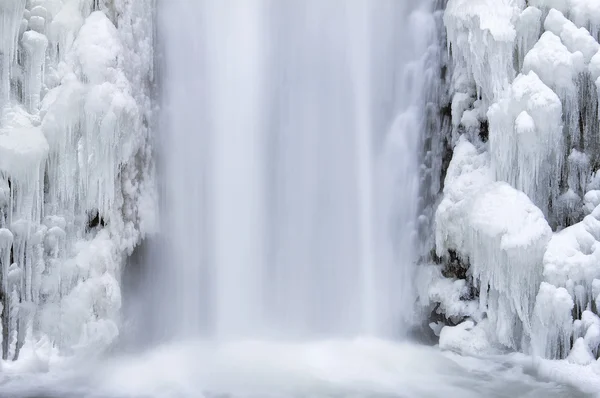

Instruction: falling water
[154,0,436,341]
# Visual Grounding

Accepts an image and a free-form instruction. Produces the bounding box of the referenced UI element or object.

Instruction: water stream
[153,0,427,340]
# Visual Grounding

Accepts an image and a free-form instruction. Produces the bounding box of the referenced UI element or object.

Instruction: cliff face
[0,0,155,364]
[423,0,600,362]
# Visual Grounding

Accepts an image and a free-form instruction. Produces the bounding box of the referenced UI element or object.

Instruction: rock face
[422,0,600,360]
[0,1,155,362]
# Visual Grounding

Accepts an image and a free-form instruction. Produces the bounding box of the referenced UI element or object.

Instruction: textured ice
[443,0,600,367]
[545,9,599,63]
[570,0,600,40]
[71,11,124,85]
[581,310,600,355]
[528,0,600,36]
[21,30,49,112]
[532,282,574,359]
[488,71,563,219]
[0,0,155,364]
[523,31,585,93]
[445,0,522,107]
[530,204,600,358]
[543,204,600,296]
[435,137,492,255]
[516,7,543,70]
[436,137,552,349]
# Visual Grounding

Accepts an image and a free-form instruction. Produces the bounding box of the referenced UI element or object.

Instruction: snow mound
[522,29,594,181]
[531,203,600,359]
[435,136,492,253]
[443,0,600,368]
[71,11,124,85]
[516,7,543,69]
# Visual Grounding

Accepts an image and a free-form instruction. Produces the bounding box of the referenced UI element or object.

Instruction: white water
[0,339,587,398]
[155,0,429,342]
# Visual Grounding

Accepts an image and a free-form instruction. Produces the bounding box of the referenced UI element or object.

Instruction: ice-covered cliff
[0,0,155,366]
[425,0,600,369]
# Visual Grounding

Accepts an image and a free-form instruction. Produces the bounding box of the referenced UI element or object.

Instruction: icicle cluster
[435,137,552,349]
[430,0,600,360]
[488,71,563,219]
[0,0,155,364]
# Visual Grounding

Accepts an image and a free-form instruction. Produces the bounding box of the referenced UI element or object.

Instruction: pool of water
[0,339,591,398]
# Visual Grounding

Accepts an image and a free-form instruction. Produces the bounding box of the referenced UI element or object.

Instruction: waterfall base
[0,341,588,398]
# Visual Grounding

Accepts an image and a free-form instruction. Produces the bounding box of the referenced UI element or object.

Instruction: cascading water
[153,0,437,341]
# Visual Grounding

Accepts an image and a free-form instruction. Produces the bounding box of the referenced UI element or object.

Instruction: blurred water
[153,0,435,340]
[0,340,590,398]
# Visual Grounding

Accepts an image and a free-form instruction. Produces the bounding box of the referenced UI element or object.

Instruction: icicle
[0,0,26,109]
[531,282,573,359]
[436,137,552,349]
[570,0,600,41]
[444,0,522,109]
[522,32,584,129]
[21,31,48,113]
[488,71,563,220]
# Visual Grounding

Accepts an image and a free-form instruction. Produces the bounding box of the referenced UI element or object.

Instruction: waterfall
[154,0,436,341]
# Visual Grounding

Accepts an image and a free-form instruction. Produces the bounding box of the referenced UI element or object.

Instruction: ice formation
[435,137,552,349]
[488,70,563,219]
[0,1,155,363]
[444,0,521,108]
[434,0,600,365]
